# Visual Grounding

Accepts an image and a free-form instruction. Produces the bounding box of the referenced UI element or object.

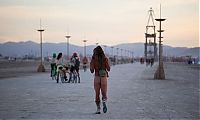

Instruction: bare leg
[94,76,101,114]
[100,76,108,113]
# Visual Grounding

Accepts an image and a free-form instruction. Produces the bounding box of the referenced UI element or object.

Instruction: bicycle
[56,65,70,83]
[69,69,80,83]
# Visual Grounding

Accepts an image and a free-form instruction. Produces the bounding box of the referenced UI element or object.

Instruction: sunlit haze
[0,0,198,47]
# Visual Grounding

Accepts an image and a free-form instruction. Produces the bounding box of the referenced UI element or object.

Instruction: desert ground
[0,61,199,119]
[0,60,50,79]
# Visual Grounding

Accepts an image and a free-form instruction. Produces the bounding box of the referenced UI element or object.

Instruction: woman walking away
[90,46,110,114]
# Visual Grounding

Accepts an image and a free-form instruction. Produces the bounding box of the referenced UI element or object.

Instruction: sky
[0,0,198,47]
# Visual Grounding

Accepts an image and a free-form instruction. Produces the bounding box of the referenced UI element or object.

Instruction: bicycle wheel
[59,70,65,83]
[71,72,77,83]
[65,71,70,83]
[77,73,80,83]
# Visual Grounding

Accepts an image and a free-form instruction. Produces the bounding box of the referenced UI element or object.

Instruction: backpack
[98,57,107,77]
[75,57,80,68]
[99,69,106,77]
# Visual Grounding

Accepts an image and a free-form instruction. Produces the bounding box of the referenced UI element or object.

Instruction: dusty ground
[0,60,50,79]
[0,62,199,119]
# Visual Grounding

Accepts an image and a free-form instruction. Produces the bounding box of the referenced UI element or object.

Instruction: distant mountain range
[0,41,199,57]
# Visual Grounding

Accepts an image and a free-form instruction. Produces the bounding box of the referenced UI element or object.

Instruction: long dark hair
[95,46,106,68]
[92,47,97,59]
[57,52,62,60]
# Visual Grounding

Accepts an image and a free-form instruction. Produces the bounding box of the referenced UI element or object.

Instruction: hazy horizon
[1,40,199,49]
[0,0,198,47]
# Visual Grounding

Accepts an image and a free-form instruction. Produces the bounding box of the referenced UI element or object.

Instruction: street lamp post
[154,4,166,80]
[128,50,131,58]
[116,48,119,64]
[111,46,114,57]
[37,20,45,72]
[131,51,134,59]
[120,49,123,58]
[83,40,87,57]
[103,45,107,56]
[65,35,71,60]
[125,50,126,57]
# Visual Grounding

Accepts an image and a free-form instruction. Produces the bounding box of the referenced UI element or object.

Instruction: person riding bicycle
[69,52,80,83]
[56,52,68,83]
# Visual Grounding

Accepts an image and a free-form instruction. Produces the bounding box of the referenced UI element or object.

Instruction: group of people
[140,57,154,67]
[50,52,80,83]
[146,58,154,67]
[50,45,111,114]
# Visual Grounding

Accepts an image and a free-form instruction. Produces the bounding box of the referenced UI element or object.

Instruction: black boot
[102,100,107,113]
[95,101,101,114]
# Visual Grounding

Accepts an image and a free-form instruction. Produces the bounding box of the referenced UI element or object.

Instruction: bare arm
[90,59,94,73]
[105,58,110,72]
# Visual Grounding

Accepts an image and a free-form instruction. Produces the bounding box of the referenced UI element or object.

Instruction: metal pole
[103,45,107,55]
[120,49,122,58]
[67,38,69,59]
[116,48,119,63]
[154,4,166,79]
[40,31,42,64]
[83,40,87,57]
[111,47,114,57]
[84,42,86,57]
[37,21,45,72]
[65,35,71,60]
[116,48,119,57]
[159,21,161,67]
